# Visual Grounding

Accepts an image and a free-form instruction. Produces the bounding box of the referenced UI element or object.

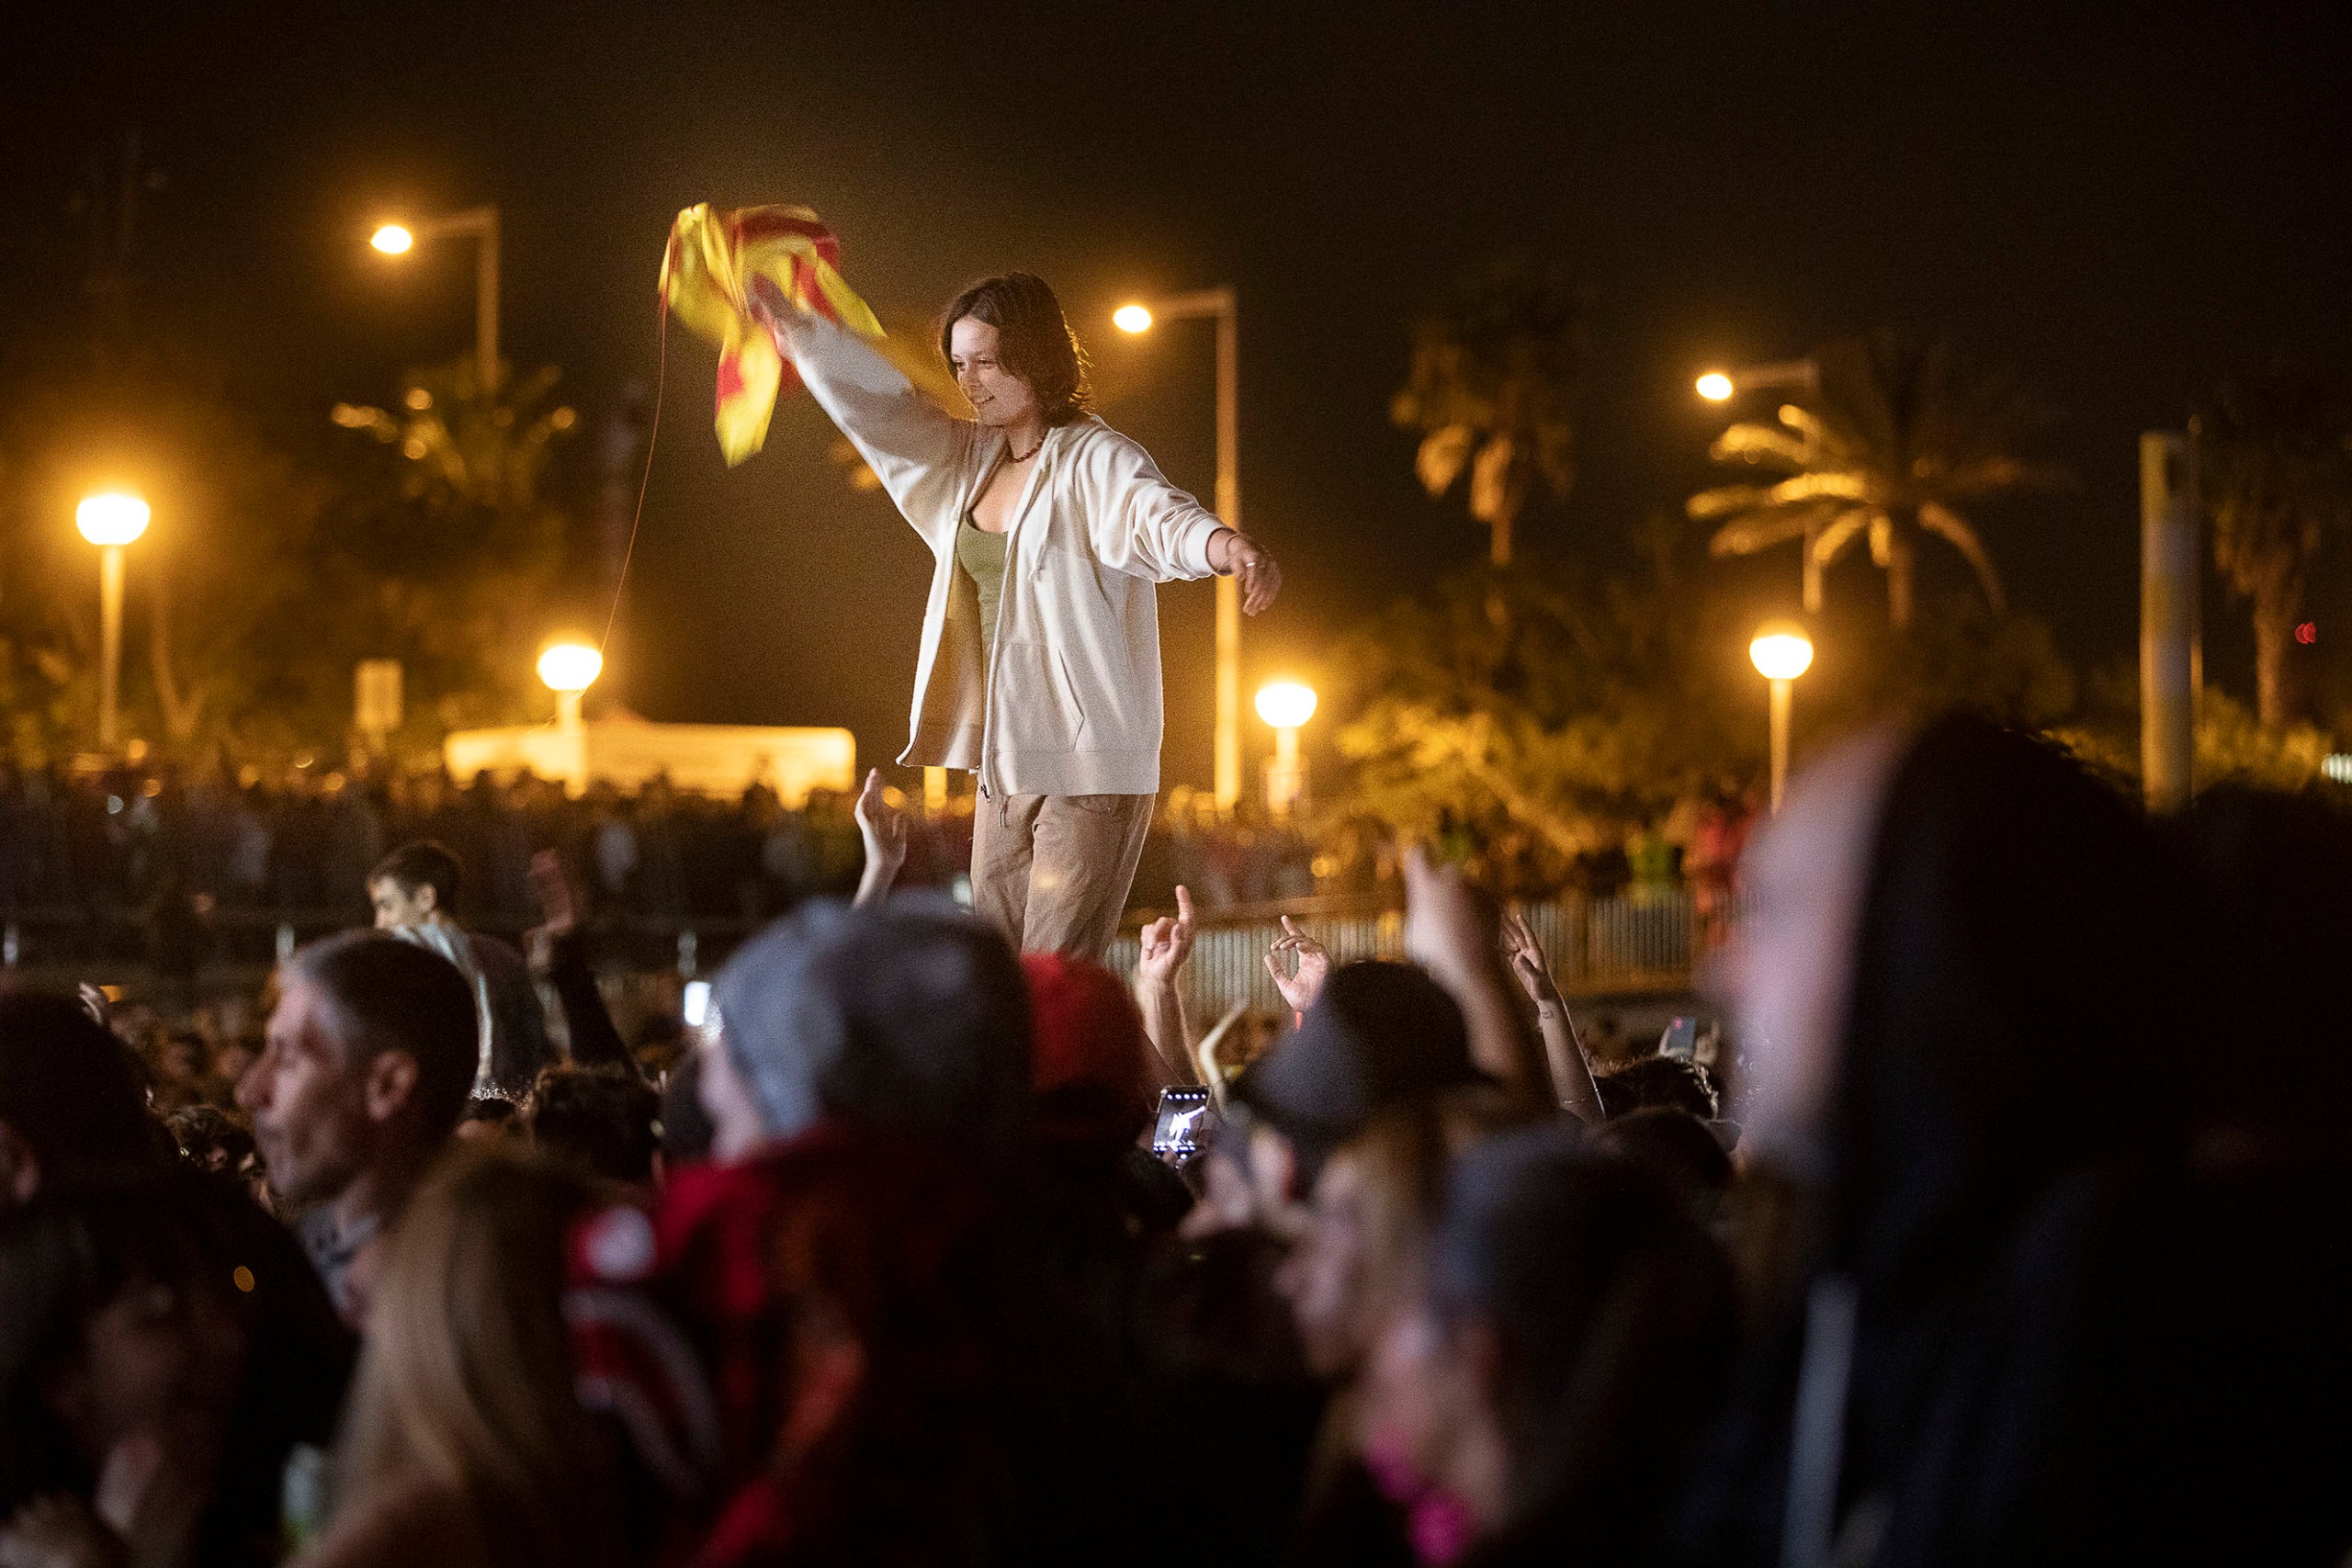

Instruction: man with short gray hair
[237,931,478,1324]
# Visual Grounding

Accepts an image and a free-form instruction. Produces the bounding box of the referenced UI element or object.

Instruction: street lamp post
[537,641,603,734]
[1694,359,1819,402]
[1748,623,1815,813]
[372,205,501,394]
[1114,288,1243,813]
[76,492,151,752]
[537,640,603,798]
[1254,680,1317,820]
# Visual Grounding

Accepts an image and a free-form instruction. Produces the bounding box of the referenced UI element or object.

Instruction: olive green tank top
[956,516,1009,657]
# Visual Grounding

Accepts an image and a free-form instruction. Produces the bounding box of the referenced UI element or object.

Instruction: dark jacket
[1677,716,2352,1567]
[469,931,551,1096]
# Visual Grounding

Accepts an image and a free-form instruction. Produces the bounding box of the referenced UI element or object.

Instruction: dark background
[6,1,2347,783]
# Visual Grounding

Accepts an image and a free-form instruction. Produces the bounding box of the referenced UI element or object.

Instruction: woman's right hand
[744,276,793,345]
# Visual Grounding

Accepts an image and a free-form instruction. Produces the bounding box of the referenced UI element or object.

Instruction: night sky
[7,2,2348,784]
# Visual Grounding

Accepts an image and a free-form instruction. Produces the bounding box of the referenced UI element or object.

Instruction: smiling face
[948,317,1041,431]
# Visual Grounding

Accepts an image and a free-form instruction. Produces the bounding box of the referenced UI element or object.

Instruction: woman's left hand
[1215,531,1283,615]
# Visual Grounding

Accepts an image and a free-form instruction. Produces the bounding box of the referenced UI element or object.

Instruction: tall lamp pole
[1748,623,1815,813]
[372,205,502,394]
[1115,288,1243,812]
[77,492,151,752]
[537,641,604,797]
[1254,680,1318,819]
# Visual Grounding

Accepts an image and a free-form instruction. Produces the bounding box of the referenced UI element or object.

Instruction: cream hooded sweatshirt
[778,309,1228,797]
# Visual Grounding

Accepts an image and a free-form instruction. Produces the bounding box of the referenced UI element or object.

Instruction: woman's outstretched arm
[757,288,971,550]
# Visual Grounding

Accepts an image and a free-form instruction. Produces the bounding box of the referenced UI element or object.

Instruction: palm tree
[1689,335,2056,628]
[2196,362,2352,728]
[1391,254,1583,568]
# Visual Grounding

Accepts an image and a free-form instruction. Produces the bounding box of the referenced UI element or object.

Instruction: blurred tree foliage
[1326,522,2080,886]
[1392,254,1584,568]
[0,337,581,766]
[2047,661,2334,795]
[2194,360,2352,729]
[327,355,580,739]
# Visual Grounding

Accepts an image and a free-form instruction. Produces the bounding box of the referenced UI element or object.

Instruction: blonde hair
[334,1144,621,1568]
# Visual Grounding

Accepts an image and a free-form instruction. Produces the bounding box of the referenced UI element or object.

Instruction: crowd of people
[0,761,1321,973]
[0,713,2346,1567]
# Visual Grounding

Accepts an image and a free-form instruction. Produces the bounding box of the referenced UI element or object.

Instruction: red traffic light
[2295,622,2318,646]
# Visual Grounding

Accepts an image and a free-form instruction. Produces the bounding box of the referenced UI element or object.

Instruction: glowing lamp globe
[1113,304,1154,334]
[370,224,415,254]
[1695,371,1735,401]
[537,642,604,694]
[76,493,151,547]
[1254,680,1318,731]
[1748,625,1815,682]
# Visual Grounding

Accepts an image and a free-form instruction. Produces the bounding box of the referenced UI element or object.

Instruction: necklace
[1008,431,1045,463]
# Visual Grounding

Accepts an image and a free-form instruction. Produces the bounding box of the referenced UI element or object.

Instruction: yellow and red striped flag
[659,203,885,465]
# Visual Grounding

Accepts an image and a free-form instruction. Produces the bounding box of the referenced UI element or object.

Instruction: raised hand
[1403,843,1502,994]
[1263,915,1331,1014]
[1138,885,1198,987]
[852,769,909,910]
[527,849,578,938]
[1499,905,1562,1008]
[854,769,908,869]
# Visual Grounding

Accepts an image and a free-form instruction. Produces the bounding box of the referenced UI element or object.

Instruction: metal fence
[3,887,1712,1009]
[1108,889,1704,1019]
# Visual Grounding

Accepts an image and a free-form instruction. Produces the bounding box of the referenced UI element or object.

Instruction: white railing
[1109,890,1702,1018]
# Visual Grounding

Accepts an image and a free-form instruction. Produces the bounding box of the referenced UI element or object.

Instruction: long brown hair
[937,273,1093,425]
[333,1144,621,1568]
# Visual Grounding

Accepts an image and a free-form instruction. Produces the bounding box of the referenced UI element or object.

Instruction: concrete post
[2140,432,2199,814]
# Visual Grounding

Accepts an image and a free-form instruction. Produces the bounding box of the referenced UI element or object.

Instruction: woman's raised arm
[758,288,970,549]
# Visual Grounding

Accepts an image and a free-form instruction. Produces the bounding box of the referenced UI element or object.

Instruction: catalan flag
[660,203,885,465]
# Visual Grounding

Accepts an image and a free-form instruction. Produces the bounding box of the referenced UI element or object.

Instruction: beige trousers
[970,792,1156,965]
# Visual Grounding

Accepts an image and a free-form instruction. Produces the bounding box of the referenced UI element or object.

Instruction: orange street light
[1694,358,1821,402]
[76,492,151,752]
[1254,680,1317,818]
[537,641,603,692]
[537,640,602,794]
[368,205,501,393]
[1112,303,1154,333]
[1748,622,1815,812]
[537,640,603,734]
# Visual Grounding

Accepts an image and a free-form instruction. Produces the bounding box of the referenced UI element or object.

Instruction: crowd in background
[0,712,2346,1568]
[0,762,1319,972]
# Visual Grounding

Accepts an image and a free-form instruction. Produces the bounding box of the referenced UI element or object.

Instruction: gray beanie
[709,895,1034,1155]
